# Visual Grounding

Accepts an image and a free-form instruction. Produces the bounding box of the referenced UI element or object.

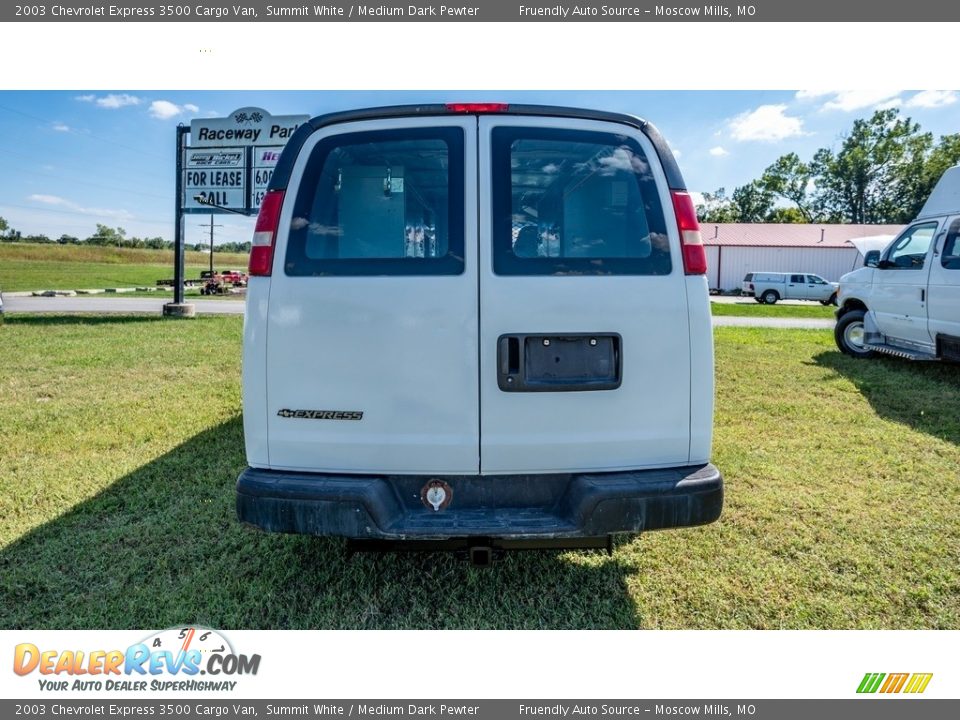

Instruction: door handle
[921,288,925,302]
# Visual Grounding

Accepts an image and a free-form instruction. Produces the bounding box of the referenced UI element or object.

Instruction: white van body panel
[686,274,715,464]
[263,116,480,474]
[870,221,939,350]
[244,108,718,478]
[918,166,960,219]
[928,215,960,342]
[242,277,271,467]
[476,115,694,474]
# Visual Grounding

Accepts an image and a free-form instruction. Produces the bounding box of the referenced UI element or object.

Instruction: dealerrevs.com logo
[13,627,261,693]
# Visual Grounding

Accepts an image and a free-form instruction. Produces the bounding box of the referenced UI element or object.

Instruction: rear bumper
[236,463,723,541]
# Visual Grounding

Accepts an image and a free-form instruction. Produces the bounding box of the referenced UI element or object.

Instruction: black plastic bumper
[236,463,723,542]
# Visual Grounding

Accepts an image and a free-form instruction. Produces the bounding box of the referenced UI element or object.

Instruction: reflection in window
[284,127,464,277]
[887,223,936,269]
[492,128,671,276]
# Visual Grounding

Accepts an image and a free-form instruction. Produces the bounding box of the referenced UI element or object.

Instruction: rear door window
[490,127,670,276]
[284,127,464,276]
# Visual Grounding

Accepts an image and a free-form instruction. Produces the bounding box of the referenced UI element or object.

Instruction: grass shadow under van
[813,351,960,446]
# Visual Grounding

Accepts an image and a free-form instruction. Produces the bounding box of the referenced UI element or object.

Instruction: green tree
[760,152,819,222]
[731,181,775,222]
[811,109,932,223]
[764,206,807,223]
[696,188,738,223]
[901,133,960,220]
[87,224,127,246]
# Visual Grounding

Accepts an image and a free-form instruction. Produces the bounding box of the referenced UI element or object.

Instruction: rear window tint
[284,127,464,276]
[491,127,670,276]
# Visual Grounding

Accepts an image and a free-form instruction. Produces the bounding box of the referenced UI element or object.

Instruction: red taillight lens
[671,190,707,275]
[445,102,509,113]
[249,189,284,277]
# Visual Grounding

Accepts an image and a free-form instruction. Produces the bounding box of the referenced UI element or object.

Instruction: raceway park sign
[182,107,308,213]
[190,107,308,147]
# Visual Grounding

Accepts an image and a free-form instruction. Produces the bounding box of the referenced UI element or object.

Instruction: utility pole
[198,214,223,275]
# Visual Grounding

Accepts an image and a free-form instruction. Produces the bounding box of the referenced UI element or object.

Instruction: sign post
[163,107,309,317]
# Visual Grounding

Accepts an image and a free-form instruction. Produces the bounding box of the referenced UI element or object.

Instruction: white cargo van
[237,104,722,559]
[835,166,960,361]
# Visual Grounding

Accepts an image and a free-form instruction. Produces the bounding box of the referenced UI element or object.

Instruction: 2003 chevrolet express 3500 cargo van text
[236,104,723,562]
[835,165,960,362]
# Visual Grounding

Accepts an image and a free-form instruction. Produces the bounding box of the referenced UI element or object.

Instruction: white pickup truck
[834,166,960,361]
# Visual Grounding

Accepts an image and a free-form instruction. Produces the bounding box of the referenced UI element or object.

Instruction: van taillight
[249,189,284,277]
[671,190,707,275]
[445,103,509,113]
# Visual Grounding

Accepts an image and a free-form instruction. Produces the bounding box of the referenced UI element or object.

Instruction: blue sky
[1,89,959,245]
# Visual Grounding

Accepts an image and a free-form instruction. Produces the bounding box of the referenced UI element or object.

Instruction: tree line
[698,108,960,225]
[0,220,251,253]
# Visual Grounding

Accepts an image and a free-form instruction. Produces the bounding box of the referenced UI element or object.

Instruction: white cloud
[27,194,132,220]
[93,93,142,109]
[51,122,70,132]
[709,146,729,157]
[729,104,806,142]
[795,90,833,101]
[688,191,706,207]
[75,93,141,109]
[875,98,903,111]
[905,90,958,109]
[149,100,200,119]
[820,90,902,112]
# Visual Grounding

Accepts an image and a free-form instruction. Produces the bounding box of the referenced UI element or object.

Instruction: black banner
[5,0,960,22]
[2,700,959,719]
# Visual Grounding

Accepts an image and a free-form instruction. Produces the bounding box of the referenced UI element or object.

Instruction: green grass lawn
[1,318,958,629]
[0,244,249,292]
[711,301,837,319]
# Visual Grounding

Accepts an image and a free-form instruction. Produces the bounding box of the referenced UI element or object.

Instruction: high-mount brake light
[671,191,708,275]
[249,189,285,277]
[444,103,510,113]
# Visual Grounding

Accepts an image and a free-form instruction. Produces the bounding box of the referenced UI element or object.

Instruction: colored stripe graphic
[904,673,933,694]
[857,673,885,693]
[880,673,909,693]
[857,672,932,694]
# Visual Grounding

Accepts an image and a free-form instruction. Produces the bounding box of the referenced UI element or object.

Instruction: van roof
[918,165,960,219]
[267,103,685,194]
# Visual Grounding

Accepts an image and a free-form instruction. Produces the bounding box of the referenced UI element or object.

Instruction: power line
[0,151,173,201]
[0,201,170,225]
[0,142,169,185]
[198,214,224,274]
[0,102,168,161]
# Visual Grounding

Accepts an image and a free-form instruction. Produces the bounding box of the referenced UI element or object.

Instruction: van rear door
[265,117,479,474]
[477,116,692,474]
